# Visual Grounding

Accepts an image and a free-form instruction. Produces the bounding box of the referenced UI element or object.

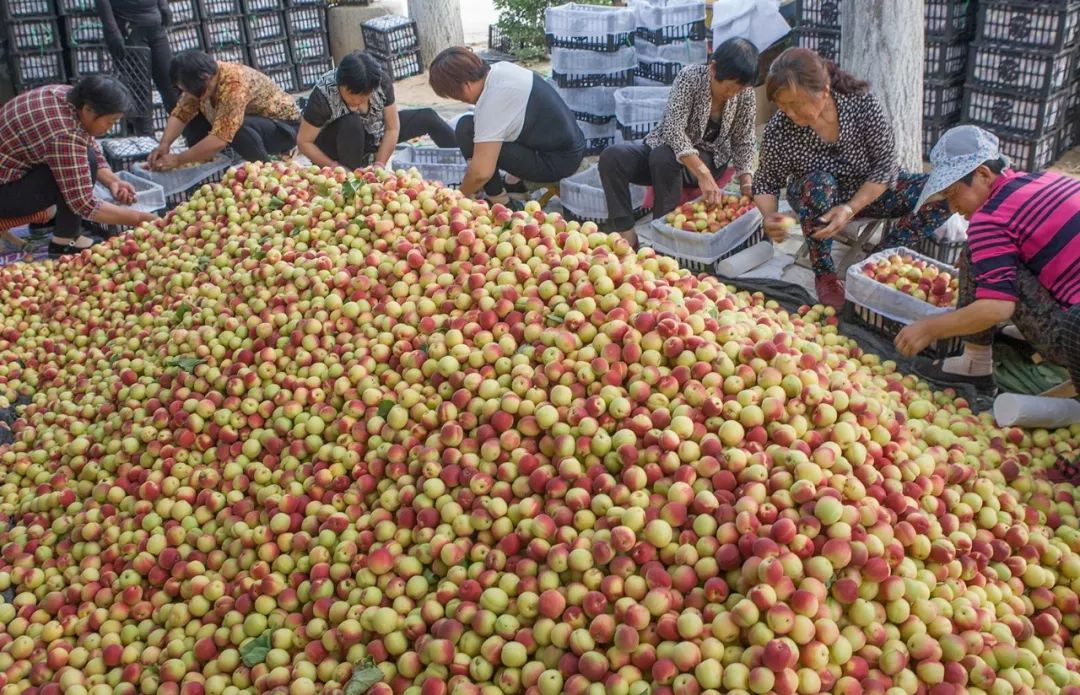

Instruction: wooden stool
[793,217,896,274]
[513,181,560,208]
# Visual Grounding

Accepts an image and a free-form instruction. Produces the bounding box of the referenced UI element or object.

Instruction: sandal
[913,357,997,392]
[47,235,96,257]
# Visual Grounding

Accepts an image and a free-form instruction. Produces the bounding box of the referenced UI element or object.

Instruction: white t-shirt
[473,62,535,144]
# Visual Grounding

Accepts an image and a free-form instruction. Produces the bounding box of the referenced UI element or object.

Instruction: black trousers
[184,115,299,162]
[119,22,176,136]
[599,141,724,231]
[0,146,97,236]
[314,108,456,170]
[456,115,585,197]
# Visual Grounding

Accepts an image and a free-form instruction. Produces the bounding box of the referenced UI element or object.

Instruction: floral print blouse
[172,61,300,143]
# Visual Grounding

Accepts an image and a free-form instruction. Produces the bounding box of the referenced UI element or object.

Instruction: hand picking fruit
[664,194,755,233]
[863,253,959,307]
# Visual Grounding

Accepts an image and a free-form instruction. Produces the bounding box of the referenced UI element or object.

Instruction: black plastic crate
[285,6,325,35]
[245,12,286,42]
[922,116,960,160]
[295,58,332,90]
[1056,121,1077,157]
[167,0,198,24]
[925,0,976,39]
[8,18,61,52]
[617,121,653,141]
[2,0,55,19]
[248,39,290,69]
[553,67,635,89]
[242,0,282,12]
[10,50,65,88]
[265,65,298,94]
[207,44,244,64]
[202,16,244,49]
[375,50,422,81]
[976,1,1080,52]
[846,302,962,359]
[923,78,965,121]
[583,135,615,157]
[634,20,707,46]
[545,32,634,53]
[795,0,841,29]
[290,32,330,63]
[167,24,202,52]
[152,105,169,134]
[995,128,1061,171]
[68,45,111,76]
[362,15,419,56]
[197,0,241,17]
[963,84,1069,137]
[56,0,94,14]
[63,14,104,45]
[913,232,966,266]
[924,38,968,81]
[573,110,614,126]
[488,24,525,54]
[635,58,682,85]
[966,43,1077,98]
[285,0,324,6]
[101,136,159,170]
[793,26,841,63]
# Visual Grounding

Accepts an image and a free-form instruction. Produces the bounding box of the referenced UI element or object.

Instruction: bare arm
[375,104,400,167]
[895,300,1016,357]
[296,119,339,169]
[460,142,503,197]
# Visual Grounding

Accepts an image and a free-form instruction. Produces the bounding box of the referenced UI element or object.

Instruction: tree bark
[841,0,925,170]
[408,0,465,67]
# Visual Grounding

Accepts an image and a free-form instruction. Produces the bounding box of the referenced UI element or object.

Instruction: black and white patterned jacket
[643,64,757,176]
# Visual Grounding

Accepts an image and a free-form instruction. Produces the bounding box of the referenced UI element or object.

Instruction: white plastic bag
[934,213,969,243]
[844,246,958,325]
[711,0,790,51]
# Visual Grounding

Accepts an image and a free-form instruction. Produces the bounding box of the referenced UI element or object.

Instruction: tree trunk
[841,0,925,170]
[408,0,464,68]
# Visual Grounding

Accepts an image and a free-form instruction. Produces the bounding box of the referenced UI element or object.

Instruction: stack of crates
[166,0,204,55]
[614,85,671,141]
[962,0,1079,170]
[922,0,978,155]
[3,0,66,91]
[57,0,108,80]
[198,0,247,65]
[241,0,296,93]
[632,0,707,86]
[792,0,841,62]
[287,4,330,89]
[361,14,421,84]
[546,2,636,156]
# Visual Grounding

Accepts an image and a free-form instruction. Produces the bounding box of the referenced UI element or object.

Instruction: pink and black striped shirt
[968,170,1080,308]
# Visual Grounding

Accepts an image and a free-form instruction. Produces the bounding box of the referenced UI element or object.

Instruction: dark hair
[337,51,384,95]
[429,47,490,100]
[765,47,869,102]
[712,37,759,86]
[67,75,130,116]
[959,158,1008,185]
[170,50,219,96]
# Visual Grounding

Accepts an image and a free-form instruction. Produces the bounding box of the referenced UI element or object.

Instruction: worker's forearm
[374,128,399,167]
[92,201,149,226]
[679,154,711,180]
[847,181,889,215]
[754,194,779,216]
[160,117,186,149]
[298,140,337,169]
[925,300,1016,341]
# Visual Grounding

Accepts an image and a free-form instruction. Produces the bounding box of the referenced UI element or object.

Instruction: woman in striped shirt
[896,126,1080,394]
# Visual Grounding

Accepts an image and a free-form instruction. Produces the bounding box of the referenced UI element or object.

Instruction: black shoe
[913,357,997,392]
[504,179,528,195]
[48,236,95,257]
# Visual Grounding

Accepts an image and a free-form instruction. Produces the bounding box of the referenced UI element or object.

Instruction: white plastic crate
[615,86,671,127]
[554,84,619,122]
[132,154,235,197]
[392,146,468,187]
[94,171,166,214]
[844,247,957,325]
[551,46,638,73]
[545,3,636,40]
[632,0,705,30]
[635,75,669,87]
[635,36,707,63]
[646,198,763,266]
[560,164,648,222]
